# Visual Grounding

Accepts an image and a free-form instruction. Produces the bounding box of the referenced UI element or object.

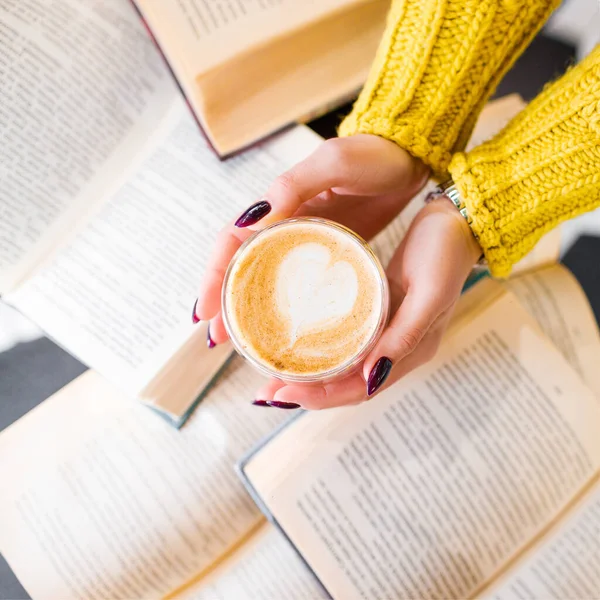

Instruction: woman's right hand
[194,133,430,341]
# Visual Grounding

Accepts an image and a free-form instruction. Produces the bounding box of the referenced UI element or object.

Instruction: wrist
[426,180,483,265]
[370,134,431,197]
[428,195,483,267]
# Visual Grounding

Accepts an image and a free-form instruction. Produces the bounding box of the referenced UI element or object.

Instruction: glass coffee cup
[222,217,390,383]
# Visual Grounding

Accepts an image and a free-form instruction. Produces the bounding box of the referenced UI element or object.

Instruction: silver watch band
[427,181,469,220]
[425,180,487,267]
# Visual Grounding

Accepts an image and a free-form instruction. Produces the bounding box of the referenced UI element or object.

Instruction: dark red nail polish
[266,401,300,410]
[252,400,271,407]
[207,324,216,348]
[235,200,271,228]
[367,357,392,396]
[192,299,200,324]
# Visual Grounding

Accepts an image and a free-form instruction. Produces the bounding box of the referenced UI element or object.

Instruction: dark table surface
[2,33,593,600]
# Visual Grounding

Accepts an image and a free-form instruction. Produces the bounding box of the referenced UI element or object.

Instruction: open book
[239,264,600,600]
[1,0,555,427]
[133,0,390,156]
[1,261,599,599]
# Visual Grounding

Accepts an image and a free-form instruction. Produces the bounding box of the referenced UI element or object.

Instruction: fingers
[254,379,286,407]
[194,223,254,322]
[195,139,361,323]
[196,135,427,329]
[363,287,443,396]
[263,323,447,411]
[233,135,427,232]
[207,312,227,345]
[361,200,478,397]
[234,140,346,231]
[272,372,366,410]
[364,327,446,396]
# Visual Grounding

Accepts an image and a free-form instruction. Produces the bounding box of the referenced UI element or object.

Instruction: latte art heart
[224,220,385,378]
[277,243,358,346]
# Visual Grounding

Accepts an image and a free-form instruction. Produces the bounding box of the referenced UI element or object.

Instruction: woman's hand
[194,134,482,409]
[195,134,428,339]
[253,197,482,409]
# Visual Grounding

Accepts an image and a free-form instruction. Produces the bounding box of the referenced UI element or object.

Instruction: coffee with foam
[223,218,387,380]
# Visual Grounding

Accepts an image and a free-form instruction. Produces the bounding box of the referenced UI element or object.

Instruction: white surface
[0,301,42,353]
[545,0,600,58]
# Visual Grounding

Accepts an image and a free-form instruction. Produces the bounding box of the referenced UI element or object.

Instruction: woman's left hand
[255,197,482,409]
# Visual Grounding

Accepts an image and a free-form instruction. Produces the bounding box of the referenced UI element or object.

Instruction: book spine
[127,0,224,159]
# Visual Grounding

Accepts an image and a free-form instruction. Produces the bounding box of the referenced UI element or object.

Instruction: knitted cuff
[339,0,559,178]
[449,46,600,278]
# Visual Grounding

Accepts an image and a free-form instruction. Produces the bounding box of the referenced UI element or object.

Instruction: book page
[484,476,600,599]
[452,265,600,395]
[244,292,600,600]
[509,229,561,276]
[0,363,292,600]
[0,0,176,293]
[504,264,600,395]
[135,0,358,76]
[176,524,329,600]
[7,102,323,395]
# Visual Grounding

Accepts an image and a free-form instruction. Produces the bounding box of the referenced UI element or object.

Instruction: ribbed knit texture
[449,45,600,278]
[339,0,559,178]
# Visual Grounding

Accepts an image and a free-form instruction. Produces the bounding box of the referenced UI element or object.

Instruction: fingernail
[367,357,392,396]
[252,400,271,407]
[192,299,200,324]
[207,324,216,348]
[235,200,271,228]
[266,401,300,410]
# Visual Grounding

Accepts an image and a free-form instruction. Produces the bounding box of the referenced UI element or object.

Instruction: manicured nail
[252,400,271,407]
[207,324,216,348]
[367,357,392,396]
[266,401,300,410]
[235,200,271,228]
[192,299,200,324]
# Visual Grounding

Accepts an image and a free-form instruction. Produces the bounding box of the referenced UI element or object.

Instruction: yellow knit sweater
[450,47,600,276]
[340,0,600,277]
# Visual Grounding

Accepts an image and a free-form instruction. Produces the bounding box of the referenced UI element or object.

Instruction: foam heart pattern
[277,243,358,346]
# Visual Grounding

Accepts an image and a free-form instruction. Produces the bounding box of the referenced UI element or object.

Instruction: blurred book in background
[132,0,390,156]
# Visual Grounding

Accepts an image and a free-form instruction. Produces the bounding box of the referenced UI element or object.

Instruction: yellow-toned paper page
[245,292,600,599]
[504,264,600,394]
[0,363,291,600]
[482,475,600,599]
[135,0,363,76]
[175,524,328,600]
[451,264,600,395]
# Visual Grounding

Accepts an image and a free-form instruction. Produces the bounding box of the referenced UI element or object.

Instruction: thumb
[363,288,442,396]
[233,138,354,230]
[232,135,424,230]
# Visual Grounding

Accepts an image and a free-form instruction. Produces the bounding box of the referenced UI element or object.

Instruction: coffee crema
[223,219,386,379]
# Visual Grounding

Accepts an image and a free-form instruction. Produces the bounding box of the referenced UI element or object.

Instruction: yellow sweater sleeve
[339,0,559,178]
[449,45,600,278]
